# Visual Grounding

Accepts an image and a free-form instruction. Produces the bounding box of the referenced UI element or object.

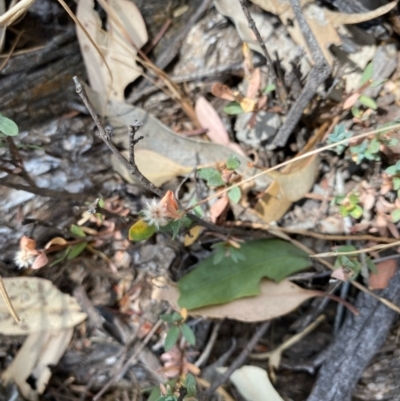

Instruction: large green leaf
[178,239,312,310]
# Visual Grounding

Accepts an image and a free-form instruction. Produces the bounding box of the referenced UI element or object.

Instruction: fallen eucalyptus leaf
[152,277,320,322]
[2,329,73,401]
[0,277,86,335]
[178,239,312,310]
[113,150,193,187]
[129,219,157,241]
[218,366,284,401]
[76,0,147,100]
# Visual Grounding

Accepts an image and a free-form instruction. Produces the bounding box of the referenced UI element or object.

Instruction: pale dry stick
[57,0,113,80]
[272,227,400,314]
[226,221,398,244]
[185,123,400,213]
[196,377,235,401]
[199,321,270,400]
[195,320,223,367]
[0,276,20,323]
[250,314,326,360]
[311,240,400,258]
[93,318,164,401]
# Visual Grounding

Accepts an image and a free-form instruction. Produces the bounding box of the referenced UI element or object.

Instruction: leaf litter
[3,0,400,400]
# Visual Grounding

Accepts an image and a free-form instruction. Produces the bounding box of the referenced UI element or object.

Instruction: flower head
[142,198,169,229]
[141,191,181,229]
[14,249,36,269]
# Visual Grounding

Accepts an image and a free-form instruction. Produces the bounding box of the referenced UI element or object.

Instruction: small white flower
[14,249,35,269]
[142,199,169,229]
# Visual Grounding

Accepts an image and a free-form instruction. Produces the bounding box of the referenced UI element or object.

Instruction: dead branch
[272,0,330,148]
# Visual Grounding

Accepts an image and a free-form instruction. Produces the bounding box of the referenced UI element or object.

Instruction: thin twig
[272,0,330,147]
[73,76,163,198]
[238,0,277,82]
[93,318,164,401]
[199,320,270,399]
[0,178,86,201]
[185,123,400,212]
[195,320,222,367]
[0,276,20,323]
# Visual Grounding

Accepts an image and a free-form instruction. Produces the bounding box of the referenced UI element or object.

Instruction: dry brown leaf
[184,225,205,246]
[195,96,231,145]
[254,125,324,223]
[343,92,361,110]
[0,277,86,335]
[211,83,236,101]
[268,154,319,202]
[152,277,320,322]
[45,237,68,249]
[246,68,261,99]
[0,0,35,26]
[369,259,397,290]
[210,195,229,223]
[112,150,193,187]
[76,0,147,100]
[1,329,73,401]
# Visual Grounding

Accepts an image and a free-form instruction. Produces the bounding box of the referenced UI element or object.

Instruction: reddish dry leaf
[211,83,236,101]
[342,92,360,110]
[195,96,230,145]
[246,68,261,99]
[20,236,37,255]
[369,259,397,289]
[31,252,49,270]
[210,195,229,223]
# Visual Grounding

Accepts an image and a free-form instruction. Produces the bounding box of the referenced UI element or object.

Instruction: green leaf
[223,101,243,115]
[0,115,18,136]
[226,155,241,170]
[339,205,349,217]
[370,79,386,88]
[385,165,398,175]
[70,224,86,238]
[366,257,377,274]
[67,243,87,260]
[348,194,359,205]
[351,106,361,119]
[129,219,157,241]
[147,380,177,401]
[178,239,312,310]
[164,326,180,351]
[349,205,363,219]
[161,216,192,239]
[172,312,183,322]
[367,137,380,154]
[185,374,197,397]
[181,323,196,345]
[387,138,399,147]
[263,83,276,94]
[360,62,373,85]
[393,177,400,191]
[49,249,69,267]
[359,95,377,110]
[160,314,174,324]
[228,187,241,203]
[391,209,400,223]
[212,248,225,265]
[197,168,225,187]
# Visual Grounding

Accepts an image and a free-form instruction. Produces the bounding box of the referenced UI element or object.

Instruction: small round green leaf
[0,115,18,136]
[359,95,377,110]
[164,326,180,351]
[226,155,241,170]
[391,209,400,223]
[181,323,196,346]
[129,219,156,241]
[223,101,243,115]
[228,187,241,204]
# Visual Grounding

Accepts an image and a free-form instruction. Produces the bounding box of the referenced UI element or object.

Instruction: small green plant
[198,155,242,203]
[332,193,363,219]
[0,113,18,138]
[334,245,376,279]
[148,374,197,401]
[326,124,353,155]
[211,239,246,265]
[161,310,196,352]
[385,161,400,199]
